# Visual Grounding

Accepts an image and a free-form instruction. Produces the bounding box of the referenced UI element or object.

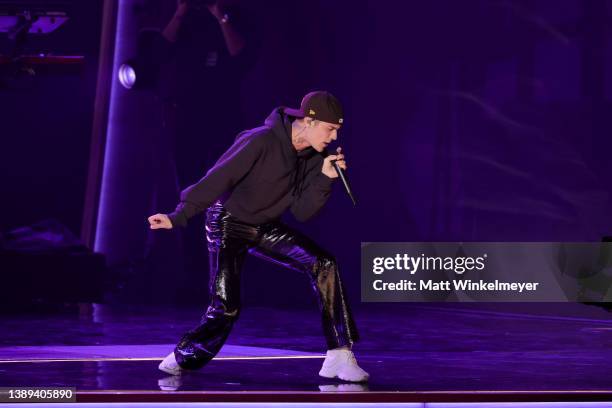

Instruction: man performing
[148,91,369,382]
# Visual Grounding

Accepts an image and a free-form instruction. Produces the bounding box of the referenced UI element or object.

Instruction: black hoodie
[167,107,335,227]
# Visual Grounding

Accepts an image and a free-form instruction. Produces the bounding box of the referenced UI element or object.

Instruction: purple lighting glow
[118,63,136,89]
[94,0,132,255]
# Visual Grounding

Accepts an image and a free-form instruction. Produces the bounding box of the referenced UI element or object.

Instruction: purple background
[3,0,612,306]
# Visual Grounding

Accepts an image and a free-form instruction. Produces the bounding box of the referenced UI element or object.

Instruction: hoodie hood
[264,107,319,196]
[264,107,317,159]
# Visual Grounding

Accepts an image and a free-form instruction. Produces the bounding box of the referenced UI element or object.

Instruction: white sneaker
[158,351,183,376]
[319,349,369,382]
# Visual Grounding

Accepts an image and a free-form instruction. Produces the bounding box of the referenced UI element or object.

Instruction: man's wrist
[167,211,187,228]
[316,171,336,186]
[321,168,339,179]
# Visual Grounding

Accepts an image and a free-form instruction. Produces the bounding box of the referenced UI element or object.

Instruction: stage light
[117,29,167,90]
[118,61,136,89]
[117,57,157,90]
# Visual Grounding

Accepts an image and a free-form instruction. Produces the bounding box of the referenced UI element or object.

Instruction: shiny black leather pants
[173,202,360,370]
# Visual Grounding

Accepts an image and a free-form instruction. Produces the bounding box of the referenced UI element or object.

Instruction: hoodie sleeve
[167,132,266,227]
[290,158,335,222]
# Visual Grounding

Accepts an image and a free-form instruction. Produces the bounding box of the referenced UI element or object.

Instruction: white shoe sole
[338,372,369,383]
[319,369,336,379]
[158,363,182,376]
[319,368,369,383]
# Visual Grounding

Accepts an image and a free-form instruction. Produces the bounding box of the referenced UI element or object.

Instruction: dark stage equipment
[0,219,106,307]
[0,1,84,82]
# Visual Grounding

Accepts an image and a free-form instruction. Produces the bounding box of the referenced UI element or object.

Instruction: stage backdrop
[3,0,612,306]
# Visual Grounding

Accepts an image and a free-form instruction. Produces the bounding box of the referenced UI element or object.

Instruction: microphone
[322,148,357,206]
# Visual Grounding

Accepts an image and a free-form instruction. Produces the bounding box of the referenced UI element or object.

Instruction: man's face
[305,120,341,152]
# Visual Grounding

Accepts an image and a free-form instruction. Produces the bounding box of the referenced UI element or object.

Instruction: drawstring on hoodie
[286,109,311,198]
[291,155,308,197]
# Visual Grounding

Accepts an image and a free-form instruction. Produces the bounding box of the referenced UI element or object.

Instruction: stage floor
[0,302,611,404]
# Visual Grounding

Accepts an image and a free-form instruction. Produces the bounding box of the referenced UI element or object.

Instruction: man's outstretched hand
[148,213,173,229]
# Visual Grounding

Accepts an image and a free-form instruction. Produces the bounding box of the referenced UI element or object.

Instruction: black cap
[284,91,344,125]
